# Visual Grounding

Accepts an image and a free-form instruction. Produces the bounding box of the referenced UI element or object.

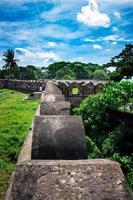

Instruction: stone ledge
[6,159,133,200]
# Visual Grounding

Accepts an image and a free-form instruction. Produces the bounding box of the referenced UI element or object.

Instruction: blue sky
[0,0,133,67]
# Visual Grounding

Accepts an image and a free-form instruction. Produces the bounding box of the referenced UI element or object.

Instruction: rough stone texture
[0,79,107,106]
[40,101,70,115]
[44,81,62,95]
[6,160,133,200]
[42,94,65,102]
[31,115,88,159]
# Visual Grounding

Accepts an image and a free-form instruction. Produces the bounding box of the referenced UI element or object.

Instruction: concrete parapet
[31,115,88,159]
[6,159,133,200]
[40,101,70,115]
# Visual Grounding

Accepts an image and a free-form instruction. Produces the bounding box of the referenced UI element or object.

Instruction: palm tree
[2,49,19,69]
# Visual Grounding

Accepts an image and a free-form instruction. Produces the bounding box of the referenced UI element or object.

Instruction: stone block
[31,115,88,159]
[6,160,133,200]
[40,101,70,115]
[67,96,83,107]
[42,94,65,102]
[45,81,61,95]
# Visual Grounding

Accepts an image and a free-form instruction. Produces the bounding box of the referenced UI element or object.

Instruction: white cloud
[77,0,110,27]
[93,44,102,49]
[112,41,117,45]
[112,26,119,32]
[46,42,66,48]
[47,42,57,47]
[83,34,132,44]
[84,38,95,42]
[101,0,133,6]
[100,35,131,42]
[41,1,84,22]
[105,49,111,52]
[114,11,121,20]
[15,48,61,67]
[101,35,118,41]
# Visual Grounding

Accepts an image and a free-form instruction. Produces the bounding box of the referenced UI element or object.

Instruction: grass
[0,89,39,200]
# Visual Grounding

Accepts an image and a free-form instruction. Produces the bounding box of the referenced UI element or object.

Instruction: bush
[73,81,133,189]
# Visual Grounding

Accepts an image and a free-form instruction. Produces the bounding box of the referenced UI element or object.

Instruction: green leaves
[43,61,102,80]
[107,44,133,81]
[73,81,133,190]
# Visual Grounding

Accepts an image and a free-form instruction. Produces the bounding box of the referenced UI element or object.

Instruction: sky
[0,0,133,67]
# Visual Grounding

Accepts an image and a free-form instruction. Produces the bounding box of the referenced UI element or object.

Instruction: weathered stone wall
[0,79,106,106]
[5,81,133,200]
[0,79,46,92]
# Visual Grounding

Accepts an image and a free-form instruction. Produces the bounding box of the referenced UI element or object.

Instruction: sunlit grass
[0,89,39,199]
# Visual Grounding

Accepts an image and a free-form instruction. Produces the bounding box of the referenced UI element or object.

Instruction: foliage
[44,61,102,80]
[2,50,19,70]
[85,136,101,158]
[73,81,133,189]
[0,65,44,80]
[106,44,133,81]
[55,66,76,80]
[0,89,39,199]
[93,69,109,80]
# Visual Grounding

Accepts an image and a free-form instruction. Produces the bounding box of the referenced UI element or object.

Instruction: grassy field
[0,89,39,200]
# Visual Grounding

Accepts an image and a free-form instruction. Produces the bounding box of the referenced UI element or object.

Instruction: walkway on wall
[5,81,132,200]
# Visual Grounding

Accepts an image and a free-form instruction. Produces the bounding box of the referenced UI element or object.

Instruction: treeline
[0,61,109,80]
[0,65,44,80]
[0,44,132,81]
[43,61,109,80]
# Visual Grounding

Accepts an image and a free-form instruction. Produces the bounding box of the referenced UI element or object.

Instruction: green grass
[0,89,39,200]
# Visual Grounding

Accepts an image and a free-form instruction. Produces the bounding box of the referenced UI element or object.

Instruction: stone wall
[5,81,133,200]
[0,79,107,106]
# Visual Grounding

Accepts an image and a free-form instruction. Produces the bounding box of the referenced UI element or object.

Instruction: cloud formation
[77,0,110,27]
[15,48,61,67]
[93,44,102,49]
[114,11,121,20]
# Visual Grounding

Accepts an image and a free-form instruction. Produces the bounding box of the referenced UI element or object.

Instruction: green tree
[73,81,133,189]
[2,49,19,70]
[93,69,109,80]
[55,66,76,80]
[107,44,133,81]
[44,61,101,80]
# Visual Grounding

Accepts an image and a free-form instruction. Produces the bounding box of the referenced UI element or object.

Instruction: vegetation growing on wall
[73,81,133,189]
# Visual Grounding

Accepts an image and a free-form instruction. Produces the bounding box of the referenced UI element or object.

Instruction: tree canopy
[106,44,133,81]
[43,61,106,80]
[2,49,19,70]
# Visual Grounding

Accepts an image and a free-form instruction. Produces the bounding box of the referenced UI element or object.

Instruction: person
[39,85,42,92]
